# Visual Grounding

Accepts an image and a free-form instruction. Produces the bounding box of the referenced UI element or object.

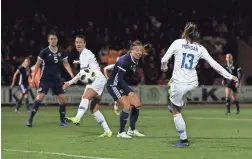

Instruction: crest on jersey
[232,66,234,69]
[58,53,61,56]
[130,65,137,72]
[49,54,52,56]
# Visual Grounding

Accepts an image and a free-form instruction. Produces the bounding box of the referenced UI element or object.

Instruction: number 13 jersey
[38,46,68,83]
[161,39,233,85]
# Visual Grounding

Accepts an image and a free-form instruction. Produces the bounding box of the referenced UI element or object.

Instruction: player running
[223,54,242,115]
[26,32,74,127]
[107,40,148,138]
[161,22,238,147]
[11,57,31,112]
[63,35,112,138]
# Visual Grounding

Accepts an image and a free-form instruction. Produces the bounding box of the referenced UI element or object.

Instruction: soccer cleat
[64,117,80,126]
[225,112,230,115]
[26,121,32,127]
[127,129,145,137]
[14,109,20,113]
[173,140,189,147]
[117,132,132,138]
[59,122,69,127]
[236,111,240,115]
[98,130,113,137]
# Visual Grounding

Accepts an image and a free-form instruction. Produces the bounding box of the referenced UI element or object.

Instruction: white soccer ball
[79,69,96,84]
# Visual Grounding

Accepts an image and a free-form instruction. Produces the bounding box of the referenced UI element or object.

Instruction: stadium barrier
[1,86,252,105]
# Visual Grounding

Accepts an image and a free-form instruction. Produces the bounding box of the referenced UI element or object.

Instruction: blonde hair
[130,40,151,56]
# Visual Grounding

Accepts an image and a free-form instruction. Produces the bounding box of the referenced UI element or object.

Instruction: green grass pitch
[2,104,252,159]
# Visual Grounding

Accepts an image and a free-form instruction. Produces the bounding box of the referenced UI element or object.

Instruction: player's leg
[169,83,189,147]
[57,94,68,126]
[232,89,240,114]
[23,85,30,111]
[113,101,120,115]
[53,84,68,126]
[167,81,172,113]
[15,85,26,112]
[107,86,132,138]
[90,97,112,137]
[225,87,232,114]
[126,92,145,137]
[26,83,48,127]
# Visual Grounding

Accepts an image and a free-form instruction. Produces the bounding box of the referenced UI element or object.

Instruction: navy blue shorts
[19,84,29,94]
[226,82,238,93]
[38,82,65,95]
[107,85,126,101]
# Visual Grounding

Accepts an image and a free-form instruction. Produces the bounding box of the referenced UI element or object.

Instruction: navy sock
[130,106,140,131]
[28,100,41,122]
[234,100,240,112]
[119,109,129,133]
[59,104,66,123]
[16,97,23,110]
[25,98,30,110]
[226,97,231,113]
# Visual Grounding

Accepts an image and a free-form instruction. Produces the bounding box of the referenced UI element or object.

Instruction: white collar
[130,54,137,64]
[48,46,58,53]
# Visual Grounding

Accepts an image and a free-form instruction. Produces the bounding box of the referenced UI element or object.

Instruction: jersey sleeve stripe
[63,56,68,60]
[38,56,44,62]
[117,66,126,72]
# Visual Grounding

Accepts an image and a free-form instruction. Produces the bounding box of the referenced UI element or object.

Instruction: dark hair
[47,31,57,39]
[181,22,199,42]
[75,35,86,42]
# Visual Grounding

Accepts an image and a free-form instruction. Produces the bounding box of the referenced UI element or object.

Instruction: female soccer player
[106,40,148,138]
[223,54,242,114]
[63,35,112,138]
[26,32,74,127]
[161,22,238,147]
[11,57,31,112]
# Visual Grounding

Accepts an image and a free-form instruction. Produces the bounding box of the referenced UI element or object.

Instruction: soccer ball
[79,69,96,84]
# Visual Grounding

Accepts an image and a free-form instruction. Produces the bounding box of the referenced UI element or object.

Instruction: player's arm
[104,64,115,79]
[161,40,178,71]
[201,49,238,82]
[67,72,80,85]
[10,69,20,88]
[237,67,243,81]
[117,64,132,95]
[63,57,74,78]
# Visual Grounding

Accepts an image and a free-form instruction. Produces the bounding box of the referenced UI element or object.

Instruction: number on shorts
[181,53,194,69]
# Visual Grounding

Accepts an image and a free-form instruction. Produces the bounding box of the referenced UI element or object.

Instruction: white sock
[93,110,110,132]
[75,98,89,120]
[173,113,187,140]
[114,102,118,111]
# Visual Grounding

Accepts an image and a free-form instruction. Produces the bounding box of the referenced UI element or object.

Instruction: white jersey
[161,39,233,85]
[68,48,106,88]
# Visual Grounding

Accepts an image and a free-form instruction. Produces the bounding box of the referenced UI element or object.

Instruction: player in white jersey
[161,22,238,147]
[63,35,112,137]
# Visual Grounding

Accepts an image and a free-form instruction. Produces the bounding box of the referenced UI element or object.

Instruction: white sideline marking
[143,116,252,121]
[3,149,119,159]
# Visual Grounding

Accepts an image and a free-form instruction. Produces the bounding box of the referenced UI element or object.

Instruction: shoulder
[40,47,49,53]
[81,48,94,57]
[18,65,23,70]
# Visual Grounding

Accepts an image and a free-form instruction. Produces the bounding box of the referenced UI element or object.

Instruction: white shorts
[84,73,106,96]
[169,82,197,107]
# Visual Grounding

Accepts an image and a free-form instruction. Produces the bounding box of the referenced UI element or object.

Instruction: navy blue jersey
[38,47,68,82]
[107,53,138,95]
[223,63,242,85]
[18,66,29,85]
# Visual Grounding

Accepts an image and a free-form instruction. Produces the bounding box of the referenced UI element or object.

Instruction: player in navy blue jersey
[107,40,149,138]
[11,57,31,112]
[223,54,243,115]
[26,32,74,127]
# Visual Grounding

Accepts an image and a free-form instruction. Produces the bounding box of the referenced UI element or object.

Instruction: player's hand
[232,76,239,83]
[10,84,14,88]
[161,62,168,72]
[63,82,71,89]
[235,82,239,88]
[73,60,80,64]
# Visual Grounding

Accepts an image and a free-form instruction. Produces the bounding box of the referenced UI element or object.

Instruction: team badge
[58,53,61,56]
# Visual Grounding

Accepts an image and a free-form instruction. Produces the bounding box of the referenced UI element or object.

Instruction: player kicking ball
[107,40,149,138]
[161,22,238,147]
[63,35,112,138]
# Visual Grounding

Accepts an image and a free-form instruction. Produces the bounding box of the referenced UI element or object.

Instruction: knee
[36,94,45,102]
[90,98,100,113]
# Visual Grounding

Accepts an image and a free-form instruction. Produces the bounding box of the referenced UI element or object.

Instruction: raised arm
[161,40,178,71]
[201,49,237,82]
